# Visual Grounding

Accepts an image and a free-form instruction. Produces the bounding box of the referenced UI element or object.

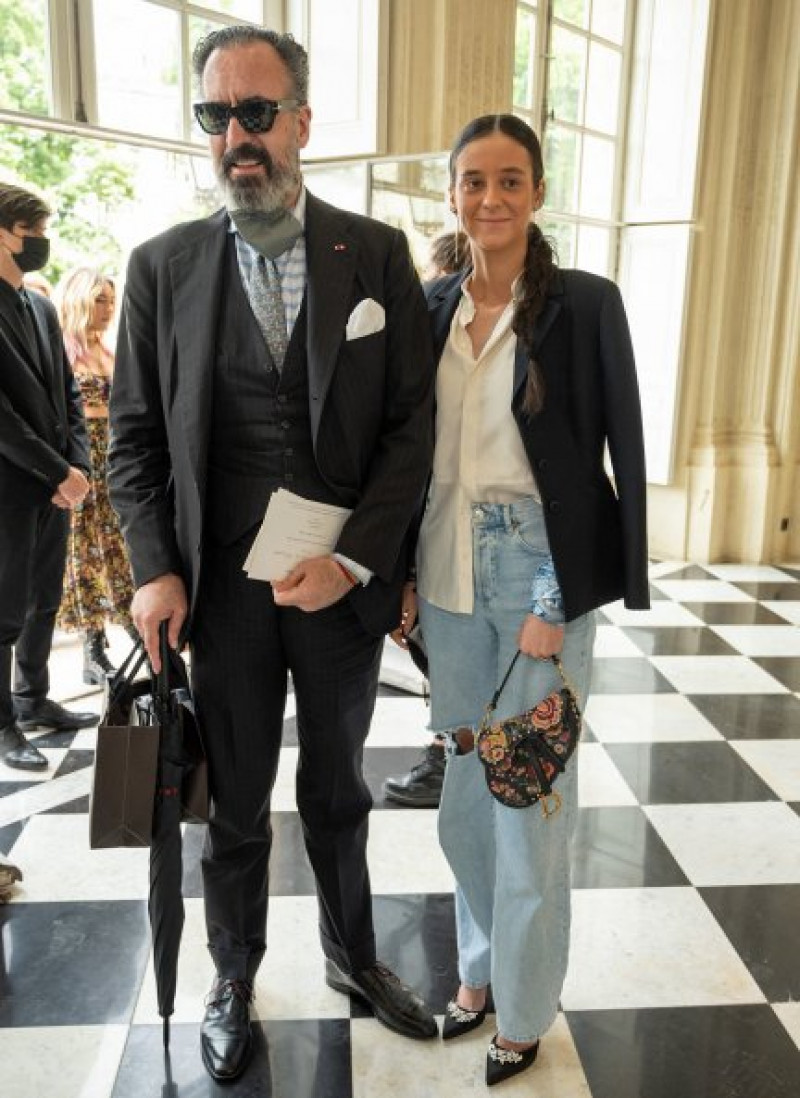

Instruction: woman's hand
[390,581,418,648]
[517,613,564,659]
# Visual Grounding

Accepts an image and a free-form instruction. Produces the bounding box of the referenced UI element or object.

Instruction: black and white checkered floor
[1,561,799,1098]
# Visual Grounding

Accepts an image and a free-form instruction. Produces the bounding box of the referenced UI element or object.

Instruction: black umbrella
[142,623,206,1049]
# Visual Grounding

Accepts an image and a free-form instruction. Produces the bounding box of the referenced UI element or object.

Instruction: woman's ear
[534,178,546,212]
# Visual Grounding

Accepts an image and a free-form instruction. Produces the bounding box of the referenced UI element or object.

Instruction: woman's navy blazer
[425,269,650,621]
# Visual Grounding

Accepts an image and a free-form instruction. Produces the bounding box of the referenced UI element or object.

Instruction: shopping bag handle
[106,634,148,710]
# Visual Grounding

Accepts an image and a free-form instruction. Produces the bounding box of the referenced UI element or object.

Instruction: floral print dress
[57,356,134,632]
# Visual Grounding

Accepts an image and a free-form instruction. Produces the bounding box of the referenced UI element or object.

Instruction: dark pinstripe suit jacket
[108,193,435,636]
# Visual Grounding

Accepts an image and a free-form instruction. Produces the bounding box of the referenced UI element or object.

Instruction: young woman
[404,114,649,1085]
[55,267,134,682]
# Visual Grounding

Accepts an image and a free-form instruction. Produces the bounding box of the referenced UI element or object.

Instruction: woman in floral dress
[55,267,133,682]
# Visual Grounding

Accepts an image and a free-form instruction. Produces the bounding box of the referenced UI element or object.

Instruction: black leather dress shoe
[382,741,445,807]
[15,698,99,733]
[200,977,253,1083]
[325,958,438,1039]
[0,723,47,771]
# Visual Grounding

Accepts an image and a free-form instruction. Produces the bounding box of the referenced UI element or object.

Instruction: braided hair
[449,114,557,416]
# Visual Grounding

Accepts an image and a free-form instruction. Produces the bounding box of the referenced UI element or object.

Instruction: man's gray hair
[192,26,309,104]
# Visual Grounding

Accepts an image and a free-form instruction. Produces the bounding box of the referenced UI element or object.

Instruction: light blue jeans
[418,498,595,1043]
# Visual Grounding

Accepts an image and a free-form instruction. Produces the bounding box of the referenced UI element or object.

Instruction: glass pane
[193,0,264,18]
[576,224,611,275]
[189,15,227,141]
[4,122,218,283]
[189,15,225,57]
[543,126,579,214]
[93,0,181,139]
[548,25,587,125]
[591,0,627,44]
[585,41,622,134]
[540,217,575,268]
[303,163,368,215]
[371,158,449,272]
[0,0,50,115]
[578,133,616,219]
[513,5,537,111]
[552,0,588,29]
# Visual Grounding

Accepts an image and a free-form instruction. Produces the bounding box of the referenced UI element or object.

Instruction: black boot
[383,740,446,807]
[83,629,116,685]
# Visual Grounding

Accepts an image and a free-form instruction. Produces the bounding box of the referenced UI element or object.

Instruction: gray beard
[216,159,302,214]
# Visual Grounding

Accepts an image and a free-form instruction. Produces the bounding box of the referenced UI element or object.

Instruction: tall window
[514,0,631,275]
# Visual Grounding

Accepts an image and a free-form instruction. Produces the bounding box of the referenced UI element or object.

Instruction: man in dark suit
[108,27,436,1083]
[0,184,98,773]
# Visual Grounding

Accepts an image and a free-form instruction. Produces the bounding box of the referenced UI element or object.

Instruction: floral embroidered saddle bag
[476,653,581,817]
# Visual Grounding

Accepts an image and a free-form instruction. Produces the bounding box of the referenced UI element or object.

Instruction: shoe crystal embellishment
[489,1043,524,1065]
[447,1000,481,1023]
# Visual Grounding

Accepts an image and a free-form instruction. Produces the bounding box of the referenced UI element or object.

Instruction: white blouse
[416,280,539,614]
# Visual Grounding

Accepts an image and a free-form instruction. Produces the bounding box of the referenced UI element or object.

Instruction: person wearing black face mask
[0,183,98,773]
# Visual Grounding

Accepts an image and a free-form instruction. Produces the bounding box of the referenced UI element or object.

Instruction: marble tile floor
[1,562,800,1097]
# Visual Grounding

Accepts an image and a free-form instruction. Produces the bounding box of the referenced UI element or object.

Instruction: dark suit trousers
[191,535,383,982]
[0,502,69,725]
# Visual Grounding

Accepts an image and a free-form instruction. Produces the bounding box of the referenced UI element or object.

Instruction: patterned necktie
[248,255,288,371]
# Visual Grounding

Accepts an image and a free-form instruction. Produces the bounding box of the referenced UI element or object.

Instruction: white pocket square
[345,298,385,341]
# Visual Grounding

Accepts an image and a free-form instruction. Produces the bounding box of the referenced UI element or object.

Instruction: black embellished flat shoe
[486,1034,540,1086]
[442,995,488,1040]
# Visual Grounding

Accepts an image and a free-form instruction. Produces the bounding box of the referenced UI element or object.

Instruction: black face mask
[13,233,50,273]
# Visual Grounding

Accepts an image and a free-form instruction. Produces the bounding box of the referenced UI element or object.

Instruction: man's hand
[390,581,417,648]
[56,467,90,506]
[50,490,71,509]
[272,556,354,612]
[517,614,565,659]
[130,572,188,672]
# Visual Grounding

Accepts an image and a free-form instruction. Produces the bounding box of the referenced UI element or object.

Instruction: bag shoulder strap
[485,653,572,718]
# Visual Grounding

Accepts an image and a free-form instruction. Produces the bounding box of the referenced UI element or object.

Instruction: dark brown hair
[450,114,557,416]
[0,183,51,233]
[192,26,309,104]
[428,230,469,277]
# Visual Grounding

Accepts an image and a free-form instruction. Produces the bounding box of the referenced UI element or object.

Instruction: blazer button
[537,458,549,471]
[547,499,562,515]
[281,420,291,431]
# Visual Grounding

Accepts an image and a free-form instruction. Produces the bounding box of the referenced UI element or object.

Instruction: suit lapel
[426,273,466,361]
[169,211,228,488]
[27,295,55,390]
[304,193,358,439]
[0,309,42,382]
[512,276,564,396]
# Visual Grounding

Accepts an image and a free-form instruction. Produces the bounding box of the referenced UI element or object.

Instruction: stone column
[662,0,800,562]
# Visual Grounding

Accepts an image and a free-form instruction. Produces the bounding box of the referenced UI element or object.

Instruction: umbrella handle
[154,623,172,706]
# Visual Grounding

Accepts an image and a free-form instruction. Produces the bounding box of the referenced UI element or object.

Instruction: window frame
[514,0,637,278]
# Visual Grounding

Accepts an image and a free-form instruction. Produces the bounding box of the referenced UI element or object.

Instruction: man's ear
[295,105,312,150]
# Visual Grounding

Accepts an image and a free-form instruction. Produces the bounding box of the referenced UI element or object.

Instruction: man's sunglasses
[193,97,299,135]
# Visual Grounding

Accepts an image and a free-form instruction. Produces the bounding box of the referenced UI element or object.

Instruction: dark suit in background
[0,283,90,728]
[108,193,435,980]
